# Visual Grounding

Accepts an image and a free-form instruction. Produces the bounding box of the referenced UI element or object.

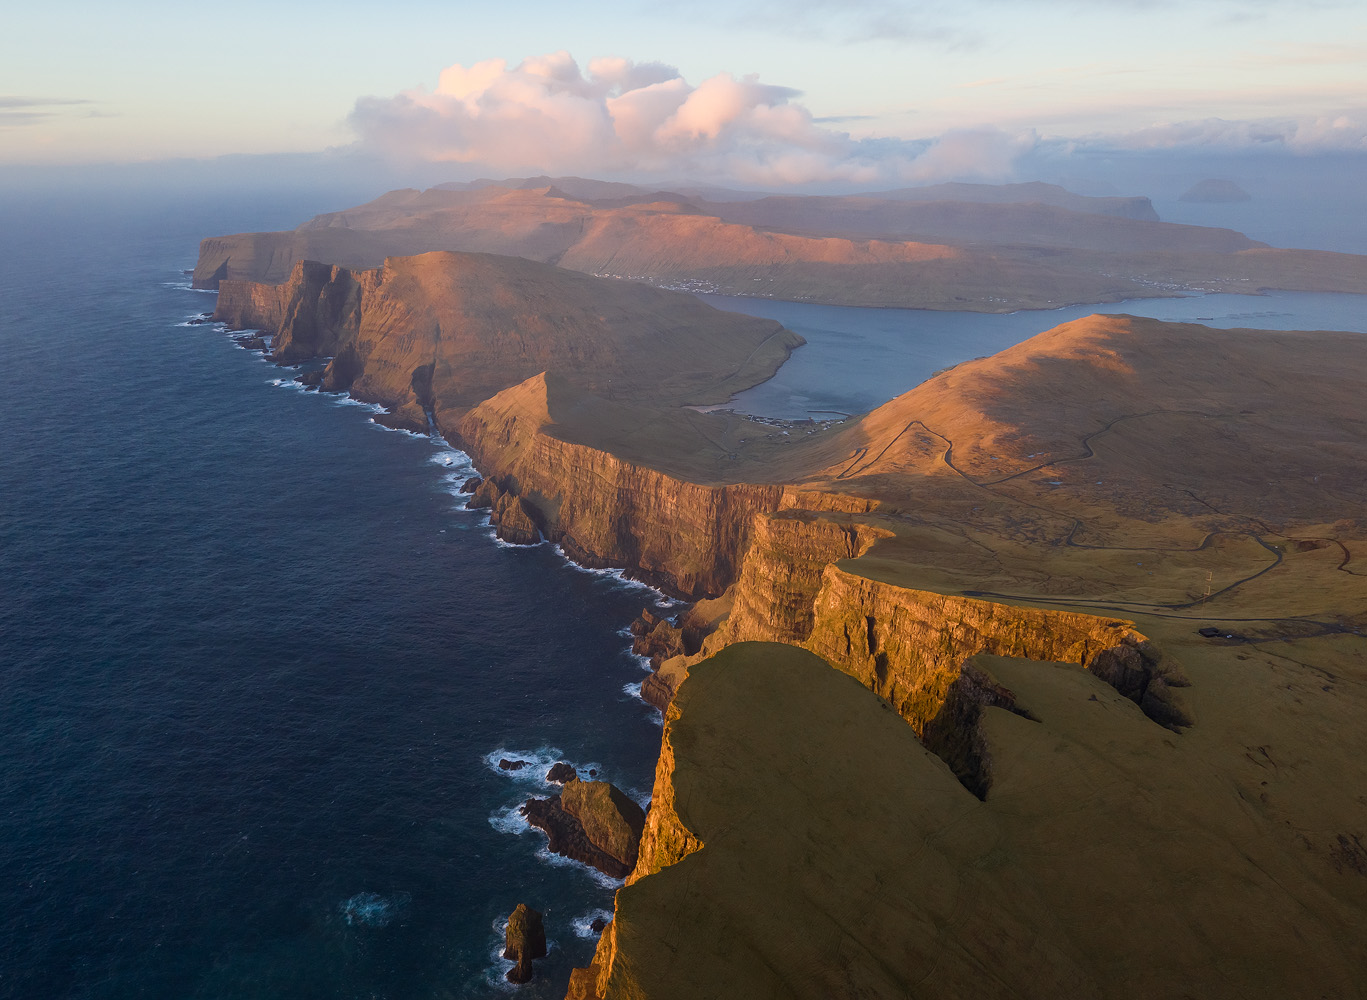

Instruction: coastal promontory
[197,205,1367,997]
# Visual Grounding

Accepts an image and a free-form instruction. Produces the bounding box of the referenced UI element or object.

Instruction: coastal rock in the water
[629,609,696,668]
[546,762,577,784]
[561,779,647,873]
[467,477,502,511]
[1179,178,1252,203]
[503,903,546,984]
[295,369,325,388]
[460,476,482,494]
[499,758,529,772]
[493,494,541,546]
[521,778,646,878]
[521,795,633,879]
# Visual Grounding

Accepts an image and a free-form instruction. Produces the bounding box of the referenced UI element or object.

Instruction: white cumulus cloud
[347,52,1027,185]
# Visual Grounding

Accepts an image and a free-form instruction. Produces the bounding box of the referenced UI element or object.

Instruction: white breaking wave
[267,377,311,392]
[332,396,387,413]
[551,546,682,606]
[365,418,429,439]
[339,891,411,928]
[488,528,548,549]
[572,909,615,939]
[623,678,665,728]
[483,921,521,993]
[488,802,531,836]
[533,844,625,889]
[483,746,566,787]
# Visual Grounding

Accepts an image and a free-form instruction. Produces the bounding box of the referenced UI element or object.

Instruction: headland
[200,181,1367,997]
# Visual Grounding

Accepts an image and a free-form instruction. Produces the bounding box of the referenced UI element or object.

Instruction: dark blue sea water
[0,194,670,999]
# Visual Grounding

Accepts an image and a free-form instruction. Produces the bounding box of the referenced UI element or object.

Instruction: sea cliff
[455,378,787,598]
[435,316,1367,999]
[214,251,802,433]
[450,382,1195,784]
[202,259,1367,997]
[565,640,1367,999]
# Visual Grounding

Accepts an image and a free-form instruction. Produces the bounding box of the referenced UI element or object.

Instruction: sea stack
[503,903,547,984]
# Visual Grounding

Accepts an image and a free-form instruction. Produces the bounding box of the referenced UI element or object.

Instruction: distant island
[202,179,1367,998]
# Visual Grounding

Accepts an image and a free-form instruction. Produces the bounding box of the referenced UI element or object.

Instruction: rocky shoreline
[201,253,1367,997]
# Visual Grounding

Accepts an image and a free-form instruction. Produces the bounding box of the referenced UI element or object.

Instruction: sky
[2,0,1365,196]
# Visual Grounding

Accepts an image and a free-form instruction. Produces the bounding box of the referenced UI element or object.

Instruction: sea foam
[533,844,625,889]
[572,909,615,939]
[340,891,411,928]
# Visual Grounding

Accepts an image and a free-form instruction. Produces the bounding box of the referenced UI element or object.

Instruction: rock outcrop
[521,778,646,879]
[503,903,547,984]
[561,780,647,873]
[546,762,577,784]
[628,610,701,669]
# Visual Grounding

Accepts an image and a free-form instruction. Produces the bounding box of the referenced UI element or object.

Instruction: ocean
[3,188,1364,999]
[0,194,670,999]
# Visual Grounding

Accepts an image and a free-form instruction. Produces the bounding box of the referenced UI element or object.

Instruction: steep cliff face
[803,566,1188,732]
[710,510,1191,731]
[455,377,1194,739]
[216,259,372,363]
[213,250,800,435]
[722,513,892,646]
[457,379,787,599]
[570,640,1367,1000]
[567,690,705,1000]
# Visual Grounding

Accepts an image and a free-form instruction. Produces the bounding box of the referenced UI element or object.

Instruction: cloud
[0,96,93,127]
[1070,113,1367,154]
[904,129,1040,181]
[348,52,1029,185]
[720,0,975,46]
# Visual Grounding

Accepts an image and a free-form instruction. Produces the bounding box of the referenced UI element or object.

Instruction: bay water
[706,290,1367,419]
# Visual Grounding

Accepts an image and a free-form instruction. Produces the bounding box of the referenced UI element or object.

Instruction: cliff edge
[570,641,1367,999]
[214,250,802,433]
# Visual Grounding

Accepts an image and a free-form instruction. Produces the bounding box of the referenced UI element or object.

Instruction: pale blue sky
[2,0,1364,169]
